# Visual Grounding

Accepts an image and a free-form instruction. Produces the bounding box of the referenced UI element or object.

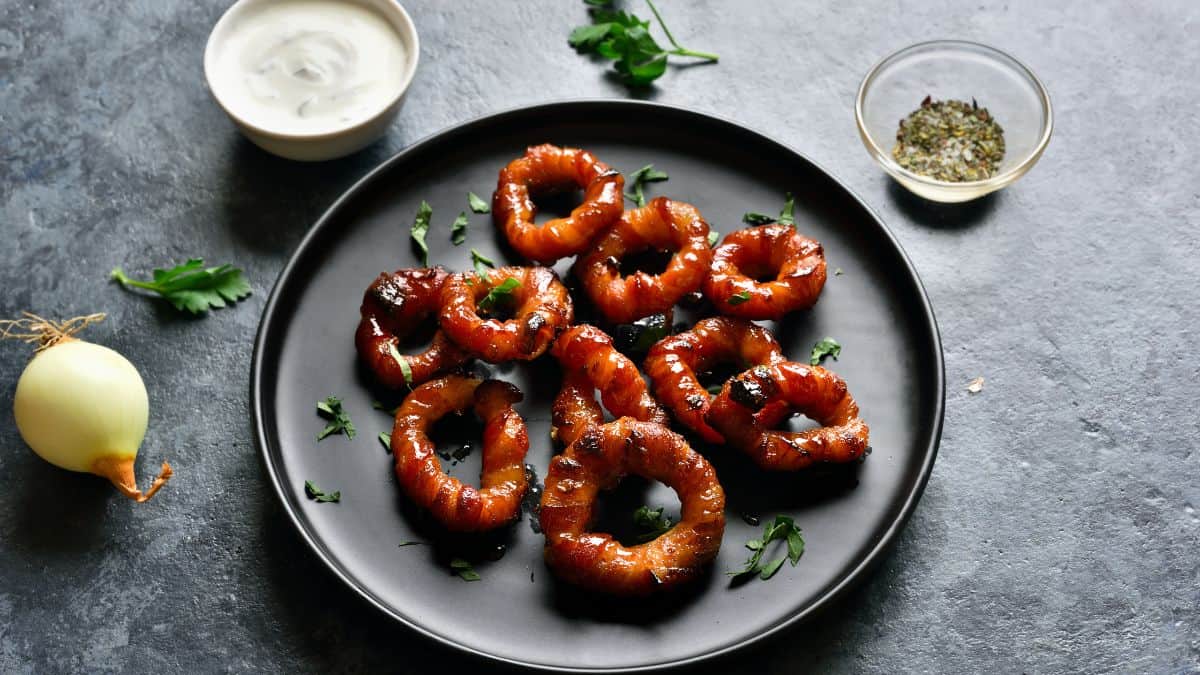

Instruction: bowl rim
[855,39,1053,190]
[202,0,420,142]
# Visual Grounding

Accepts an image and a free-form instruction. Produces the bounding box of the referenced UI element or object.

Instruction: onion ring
[539,418,726,595]
[574,197,713,324]
[493,144,624,263]
[643,317,791,443]
[703,224,827,320]
[704,362,869,471]
[391,376,529,531]
[439,266,573,363]
[550,324,668,447]
[355,268,470,388]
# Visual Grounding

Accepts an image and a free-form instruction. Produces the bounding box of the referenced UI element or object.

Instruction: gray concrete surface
[1,1,1197,673]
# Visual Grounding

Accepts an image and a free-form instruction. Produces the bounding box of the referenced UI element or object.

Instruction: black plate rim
[250,99,945,673]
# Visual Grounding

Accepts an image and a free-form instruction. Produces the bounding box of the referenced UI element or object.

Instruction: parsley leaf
[450,557,481,581]
[450,212,469,245]
[708,230,720,247]
[741,212,774,226]
[378,431,392,452]
[742,192,798,227]
[728,515,804,581]
[397,540,423,547]
[834,267,844,276]
[410,200,432,266]
[478,277,520,312]
[386,343,414,388]
[624,164,669,206]
[569,0,717,88]
[778,192,796,226]
[809,337,841,366]
[304,480,341,503]
[633,505,674,542]
[316,396,356,440]
[470,248,496,277]
[467,191,491,214]
[727,291,751,306]
[110,259,251,314]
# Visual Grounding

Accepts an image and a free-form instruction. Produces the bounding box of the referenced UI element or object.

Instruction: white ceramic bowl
[204,0,419,162]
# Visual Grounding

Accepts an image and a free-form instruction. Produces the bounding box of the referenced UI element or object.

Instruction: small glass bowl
[855,40,1052,203]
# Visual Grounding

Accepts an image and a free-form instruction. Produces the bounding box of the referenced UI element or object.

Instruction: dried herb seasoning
[892,96,1005,182]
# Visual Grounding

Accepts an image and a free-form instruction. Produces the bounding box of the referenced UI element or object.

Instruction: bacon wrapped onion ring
[705,362,869,471]
[439,266,573,363]
[493,144,624,263]
[391,376,529,531]
[355,268,470,389]
[550,325,668,447]
[574,197,714,324]
[703,224,827,320]
[643,317,791,443]
[539,418,726,595]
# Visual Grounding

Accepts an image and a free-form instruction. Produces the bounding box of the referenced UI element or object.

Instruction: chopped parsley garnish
[624,164,669,207]
[410,200,432,266]
[110,259,251,314]
[741,212,774,225]
[378,432,392,452]
[467,192,490,214]
[304,480,341,503]
[742,192,797,227]
[633,505,674,542]
[707,230,720,247]
[316,396,356,441]
[450,211,469,245]
[778,192,796,226]
[450,557,481,581]
[568,0,718,88]
[809,337,841,366]
[386,343,414,388]
[397,540,423,547]
[727,291,751,306]
[470,248,496,277]
[728,515,804,580]
[477,277,520,312]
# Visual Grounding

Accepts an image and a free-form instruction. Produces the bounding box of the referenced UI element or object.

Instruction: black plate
[251,101,944,672]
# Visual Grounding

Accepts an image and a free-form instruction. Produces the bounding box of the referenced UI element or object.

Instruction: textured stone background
[1,1,1197,673]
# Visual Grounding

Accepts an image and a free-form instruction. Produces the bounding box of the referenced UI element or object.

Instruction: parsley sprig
[633,505,674,542]
[569,0,718,87]
[625,164,669,206]
[809,337,841,366]
[316,396,356,441]
[727,291,751,306]
[110,259,251,314]
[728,515,804,581]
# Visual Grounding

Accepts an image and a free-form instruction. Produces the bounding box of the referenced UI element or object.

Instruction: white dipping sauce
[212,0,408,134]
